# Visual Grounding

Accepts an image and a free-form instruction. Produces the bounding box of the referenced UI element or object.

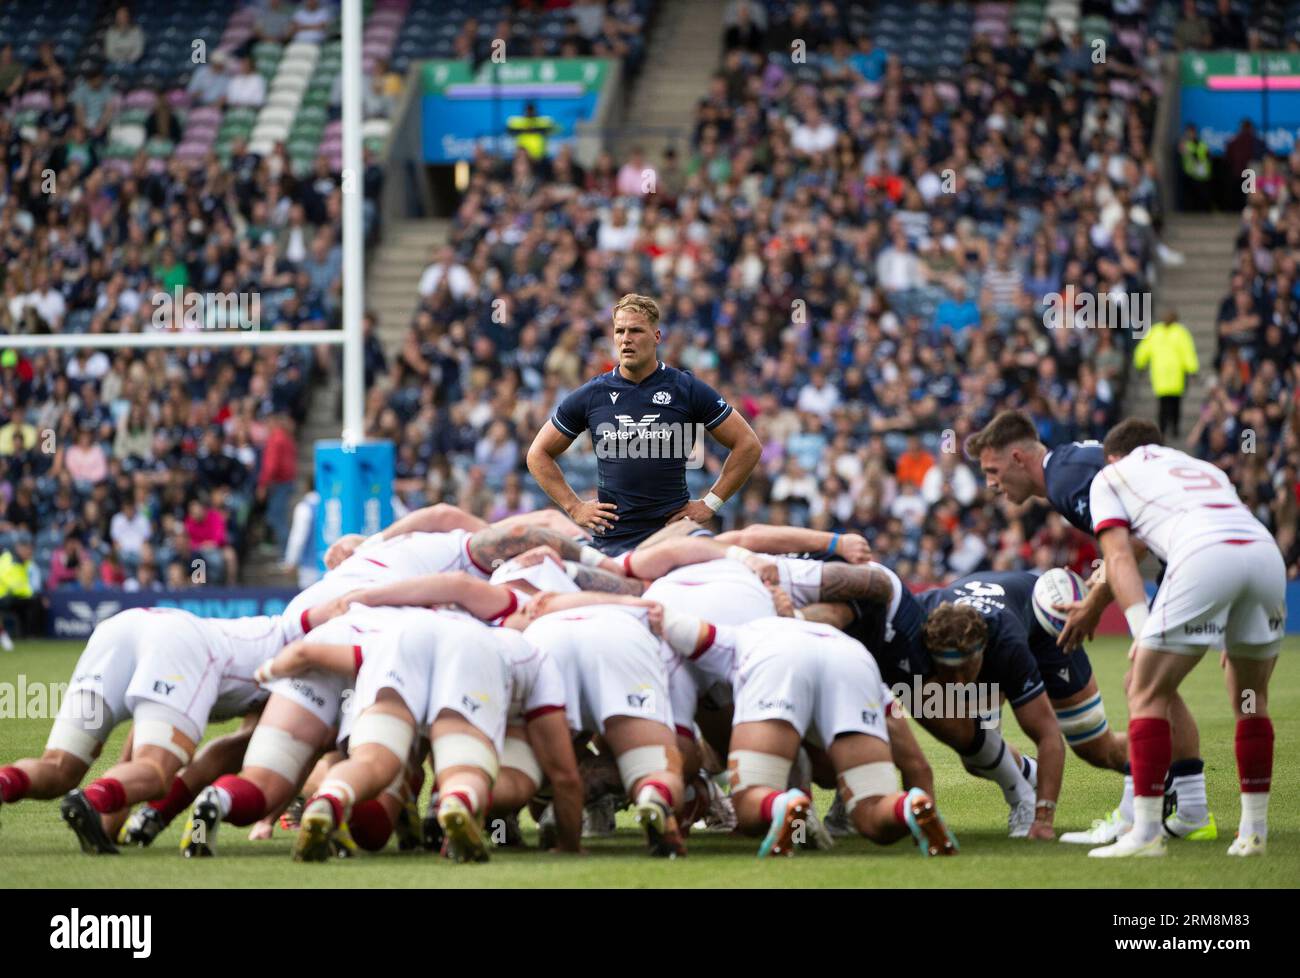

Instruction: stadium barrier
[46,588,300,640]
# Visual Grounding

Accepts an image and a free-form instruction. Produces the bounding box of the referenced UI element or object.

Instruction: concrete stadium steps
[367,218,453,352]
[611,0,725,160]
[1126,213,1238,427]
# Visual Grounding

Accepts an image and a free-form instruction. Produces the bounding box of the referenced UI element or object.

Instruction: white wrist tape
[254,660,277,685]
[704,491,724,513]
[579,545,605,567]
[1124,602,1149,638]
[661,608,704,656]
[725,545,754,564]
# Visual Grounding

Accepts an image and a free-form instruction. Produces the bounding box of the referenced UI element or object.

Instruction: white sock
[1168,766,1208,822]
[962,729,1033,806]
[212,785,232,818]
[1118,774,1135,824]
[318,779,356,820]
[1020,754,1038,788]
[1132,795,1163,842]
[1240,792,1269,839]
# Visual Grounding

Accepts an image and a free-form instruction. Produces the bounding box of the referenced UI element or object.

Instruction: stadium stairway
[368,217,453,351]
[1125,213,1237,429]
[610,0,725,161]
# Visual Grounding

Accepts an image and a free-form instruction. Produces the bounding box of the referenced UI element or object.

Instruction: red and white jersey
[1089,445,1271,562]
[169,610,288,721]
[283,529,487,640]
[504,630,568,726]
[336,529,487,582]
[643,558,776,623]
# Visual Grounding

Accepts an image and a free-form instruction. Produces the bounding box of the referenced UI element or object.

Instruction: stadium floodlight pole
[341,0,365,446]
[0,331,346,350]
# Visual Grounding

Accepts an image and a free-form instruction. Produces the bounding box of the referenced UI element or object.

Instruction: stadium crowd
[372,0,1174,594]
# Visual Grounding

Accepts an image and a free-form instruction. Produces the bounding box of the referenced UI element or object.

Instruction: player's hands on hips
[324,533,366,569]
[567,498,618,535]
[838,533,872,563]
[667,499,716,525]
[1053,598,1102,651]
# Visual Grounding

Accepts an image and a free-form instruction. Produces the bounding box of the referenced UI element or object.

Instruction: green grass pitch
[0,638,1295,888]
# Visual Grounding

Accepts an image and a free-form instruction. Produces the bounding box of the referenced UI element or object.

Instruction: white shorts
[643,560,776,624]
[525,609,672,735]
[1142,539,1287,658]
[267,669,351,728]
[775,557,823,608]
[350,611,511,748]
[58,609,227,744]
[732,632,891,748]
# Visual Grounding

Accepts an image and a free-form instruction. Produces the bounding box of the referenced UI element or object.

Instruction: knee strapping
[501,736,542,787]
[839,762,899,811]
[349,712,415,764]
[727,750,791,794]
[1055,693,1109,745]
[132,703,198,766]
[45,720,105,766]
[244,725,317,783]
[616,745,671,795]
[433,733,499,781]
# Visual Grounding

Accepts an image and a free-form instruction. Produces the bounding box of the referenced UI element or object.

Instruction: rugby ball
[1031,567,1088,637]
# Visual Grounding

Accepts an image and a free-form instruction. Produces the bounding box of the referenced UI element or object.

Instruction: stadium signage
[1181,51,1300,154]
[47,589,297,638]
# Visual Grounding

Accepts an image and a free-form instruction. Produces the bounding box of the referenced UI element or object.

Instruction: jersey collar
[611,361,665,385]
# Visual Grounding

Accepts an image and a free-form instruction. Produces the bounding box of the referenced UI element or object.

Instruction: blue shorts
[1029,628,1094,701]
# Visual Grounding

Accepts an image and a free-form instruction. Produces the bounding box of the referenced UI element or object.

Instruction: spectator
[226,55,267,109]
[1134,309,1200,438]
[1174,0,1211,49]
[185,497,238,584]
[292,0,335,43]
[103,6,145,66]
[896,435,935,491]
[60,427,108,489]
[187,49,231,106]
[0,536,40,646]
[257,414,298,550]
[109,497,151,560]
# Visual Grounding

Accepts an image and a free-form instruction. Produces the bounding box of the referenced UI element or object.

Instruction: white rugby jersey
[643,558,776,623]
[503,629,568,725]
[1089,445,1271,562]
[167,610,287,721]
[336,529,487,581]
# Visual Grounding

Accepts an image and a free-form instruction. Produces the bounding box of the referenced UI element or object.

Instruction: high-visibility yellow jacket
[0,551,33,599]
[1134,321,1199,396]
[507,114,555,160]
[1181,138,1210,182]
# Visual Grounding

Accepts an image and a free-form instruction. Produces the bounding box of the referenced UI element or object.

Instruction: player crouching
[661,613,957,858]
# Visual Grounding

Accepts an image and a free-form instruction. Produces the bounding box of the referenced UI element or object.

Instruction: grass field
[0,638,1295,888]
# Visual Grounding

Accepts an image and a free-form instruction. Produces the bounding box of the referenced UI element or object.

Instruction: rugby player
[526,293,761,554]
[968,409,1217,843]
[660,613,958,858]
[0,607,285,854]
[1084,421,1284,859]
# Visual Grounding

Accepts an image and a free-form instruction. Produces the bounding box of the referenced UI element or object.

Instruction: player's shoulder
[1045,440,1105,480]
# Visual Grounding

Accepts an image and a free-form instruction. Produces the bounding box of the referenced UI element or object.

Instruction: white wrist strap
[703,491,724,513]
[254,660,277,684]
[579,545,605,567]
[1124,602,1149,638]
[725,545,754,563]
[661,608,704,656]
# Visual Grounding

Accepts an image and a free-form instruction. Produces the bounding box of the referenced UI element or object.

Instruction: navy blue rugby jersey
[551,361,732,551]
[1042,441,1105,534]
[915,581,1046,708]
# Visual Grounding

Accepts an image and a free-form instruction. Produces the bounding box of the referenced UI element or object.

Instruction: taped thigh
[244,724,318,783]
[350,711,416,764]
[615,744,672,794]
[1053,692,1110,746]
[726,750,792,794]
[501,736,543,787]
[132,701,199,765]
[839,761,899,811]
[433,733,499,781]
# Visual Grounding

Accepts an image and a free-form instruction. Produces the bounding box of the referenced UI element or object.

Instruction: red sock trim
[622,552,637,578]
[311,792,345,825]
[0,765,31,803]
[148,777,197,822]
[300,608,313,635]
[1235,716,1274,793]
[642,779,674,809]
[893,793,906,824]
[1128,717,1172,797]
[349,799,394,851]
[445,789,476,815]
[84,777,127,814]
[214,774,268,826]
[759,790,780,823]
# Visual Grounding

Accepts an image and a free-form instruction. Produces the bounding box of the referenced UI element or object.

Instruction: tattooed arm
[568,564,647,595]
[469,524,621,575]
[815,562,897,604]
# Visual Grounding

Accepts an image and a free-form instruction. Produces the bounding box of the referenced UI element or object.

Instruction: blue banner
[314,440,394,574]
[46,588,300,639]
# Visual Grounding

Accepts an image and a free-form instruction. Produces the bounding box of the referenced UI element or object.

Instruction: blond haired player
[1085,420,1285,859]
